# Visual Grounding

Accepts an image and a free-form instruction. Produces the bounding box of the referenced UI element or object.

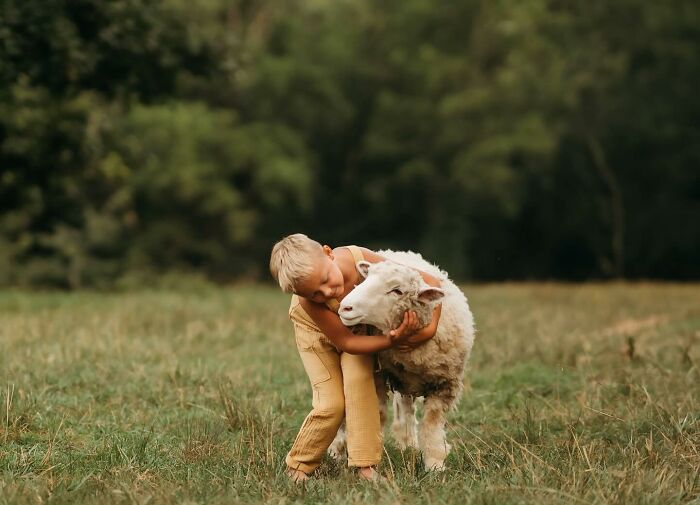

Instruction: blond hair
[270,233,323,293]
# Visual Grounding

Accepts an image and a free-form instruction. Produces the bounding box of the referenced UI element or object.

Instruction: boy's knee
[317,395,345,425]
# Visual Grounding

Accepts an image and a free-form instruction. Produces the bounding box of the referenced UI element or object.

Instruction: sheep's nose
[340,305,353,313]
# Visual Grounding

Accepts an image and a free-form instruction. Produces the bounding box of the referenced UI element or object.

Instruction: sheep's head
[338,260,444,333]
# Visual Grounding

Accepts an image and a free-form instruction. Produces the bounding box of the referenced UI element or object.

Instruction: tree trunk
[587,135,625,278]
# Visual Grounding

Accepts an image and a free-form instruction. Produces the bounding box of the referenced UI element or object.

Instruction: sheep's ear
[418,286,444,303]
[356,260,371,278]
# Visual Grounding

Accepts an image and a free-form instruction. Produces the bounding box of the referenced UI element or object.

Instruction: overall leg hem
[347,458,381,468]
[285,454,318,475]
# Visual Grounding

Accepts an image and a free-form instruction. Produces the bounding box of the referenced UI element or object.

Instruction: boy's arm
[299,298,393,354]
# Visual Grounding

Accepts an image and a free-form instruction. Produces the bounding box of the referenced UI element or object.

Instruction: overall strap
[345,245,365,264]
[325,298,340,313]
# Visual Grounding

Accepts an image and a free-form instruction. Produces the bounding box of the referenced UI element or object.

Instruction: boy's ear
[356,260,371,278]
[418,285,444,303]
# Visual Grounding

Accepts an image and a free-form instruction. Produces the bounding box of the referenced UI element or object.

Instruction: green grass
[1,283,699,504]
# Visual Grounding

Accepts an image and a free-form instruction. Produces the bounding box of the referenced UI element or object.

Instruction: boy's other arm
[299,298,393,355]
[394,303,442,351]
[359,247,442,287]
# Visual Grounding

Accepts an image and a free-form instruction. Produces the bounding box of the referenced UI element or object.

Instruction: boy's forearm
[337,334,392,355]
[413,324,436,344]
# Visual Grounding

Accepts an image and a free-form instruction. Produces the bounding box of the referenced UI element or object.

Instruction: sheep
[329,250,475,470]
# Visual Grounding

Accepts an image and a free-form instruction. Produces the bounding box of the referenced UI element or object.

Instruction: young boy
[269,233,442,481]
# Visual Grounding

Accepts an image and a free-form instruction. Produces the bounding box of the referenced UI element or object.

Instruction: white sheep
[330,250,475,470]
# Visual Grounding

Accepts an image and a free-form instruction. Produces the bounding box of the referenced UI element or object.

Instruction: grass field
[1,283,699,504]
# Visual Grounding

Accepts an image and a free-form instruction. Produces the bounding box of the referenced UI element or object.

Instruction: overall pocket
[294,326,332,386]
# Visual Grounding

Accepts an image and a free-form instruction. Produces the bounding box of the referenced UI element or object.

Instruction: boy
[269,234,442,481]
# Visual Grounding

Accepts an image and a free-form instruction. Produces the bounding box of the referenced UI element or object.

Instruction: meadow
[1,283,699,504]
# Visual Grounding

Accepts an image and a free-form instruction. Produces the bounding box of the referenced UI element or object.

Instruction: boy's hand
[388,311,421,343]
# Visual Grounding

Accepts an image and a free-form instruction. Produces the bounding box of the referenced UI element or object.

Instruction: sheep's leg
[391,392,418,449]
[327,419,347,461]
[419,396,452,471]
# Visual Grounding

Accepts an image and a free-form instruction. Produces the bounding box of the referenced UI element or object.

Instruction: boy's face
[295,246,345,303]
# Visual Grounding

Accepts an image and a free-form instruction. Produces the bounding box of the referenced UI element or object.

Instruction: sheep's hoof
[327,440,346,461]
[423,457,446,471]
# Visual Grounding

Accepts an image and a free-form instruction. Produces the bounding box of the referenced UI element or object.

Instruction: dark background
[1,0,699,288]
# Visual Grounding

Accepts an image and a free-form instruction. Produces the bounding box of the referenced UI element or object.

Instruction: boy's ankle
[357,466,381,481]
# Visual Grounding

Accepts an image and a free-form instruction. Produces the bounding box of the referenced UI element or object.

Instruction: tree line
[1,0,698,287]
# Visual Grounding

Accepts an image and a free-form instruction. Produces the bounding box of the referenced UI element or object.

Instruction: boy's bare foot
[357,466,382,481]
[287,467,310,483]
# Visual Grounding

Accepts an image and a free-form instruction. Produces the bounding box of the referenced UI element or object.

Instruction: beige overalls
[285,246,382,474]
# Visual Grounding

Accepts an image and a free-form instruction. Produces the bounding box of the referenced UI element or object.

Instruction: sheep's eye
[389,288,403,296]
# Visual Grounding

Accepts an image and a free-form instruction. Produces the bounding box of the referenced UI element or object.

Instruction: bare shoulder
[331,246,357,273]
[332,245,354,261]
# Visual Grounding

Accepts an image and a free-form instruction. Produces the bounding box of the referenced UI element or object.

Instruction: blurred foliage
[1,0,699,287]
